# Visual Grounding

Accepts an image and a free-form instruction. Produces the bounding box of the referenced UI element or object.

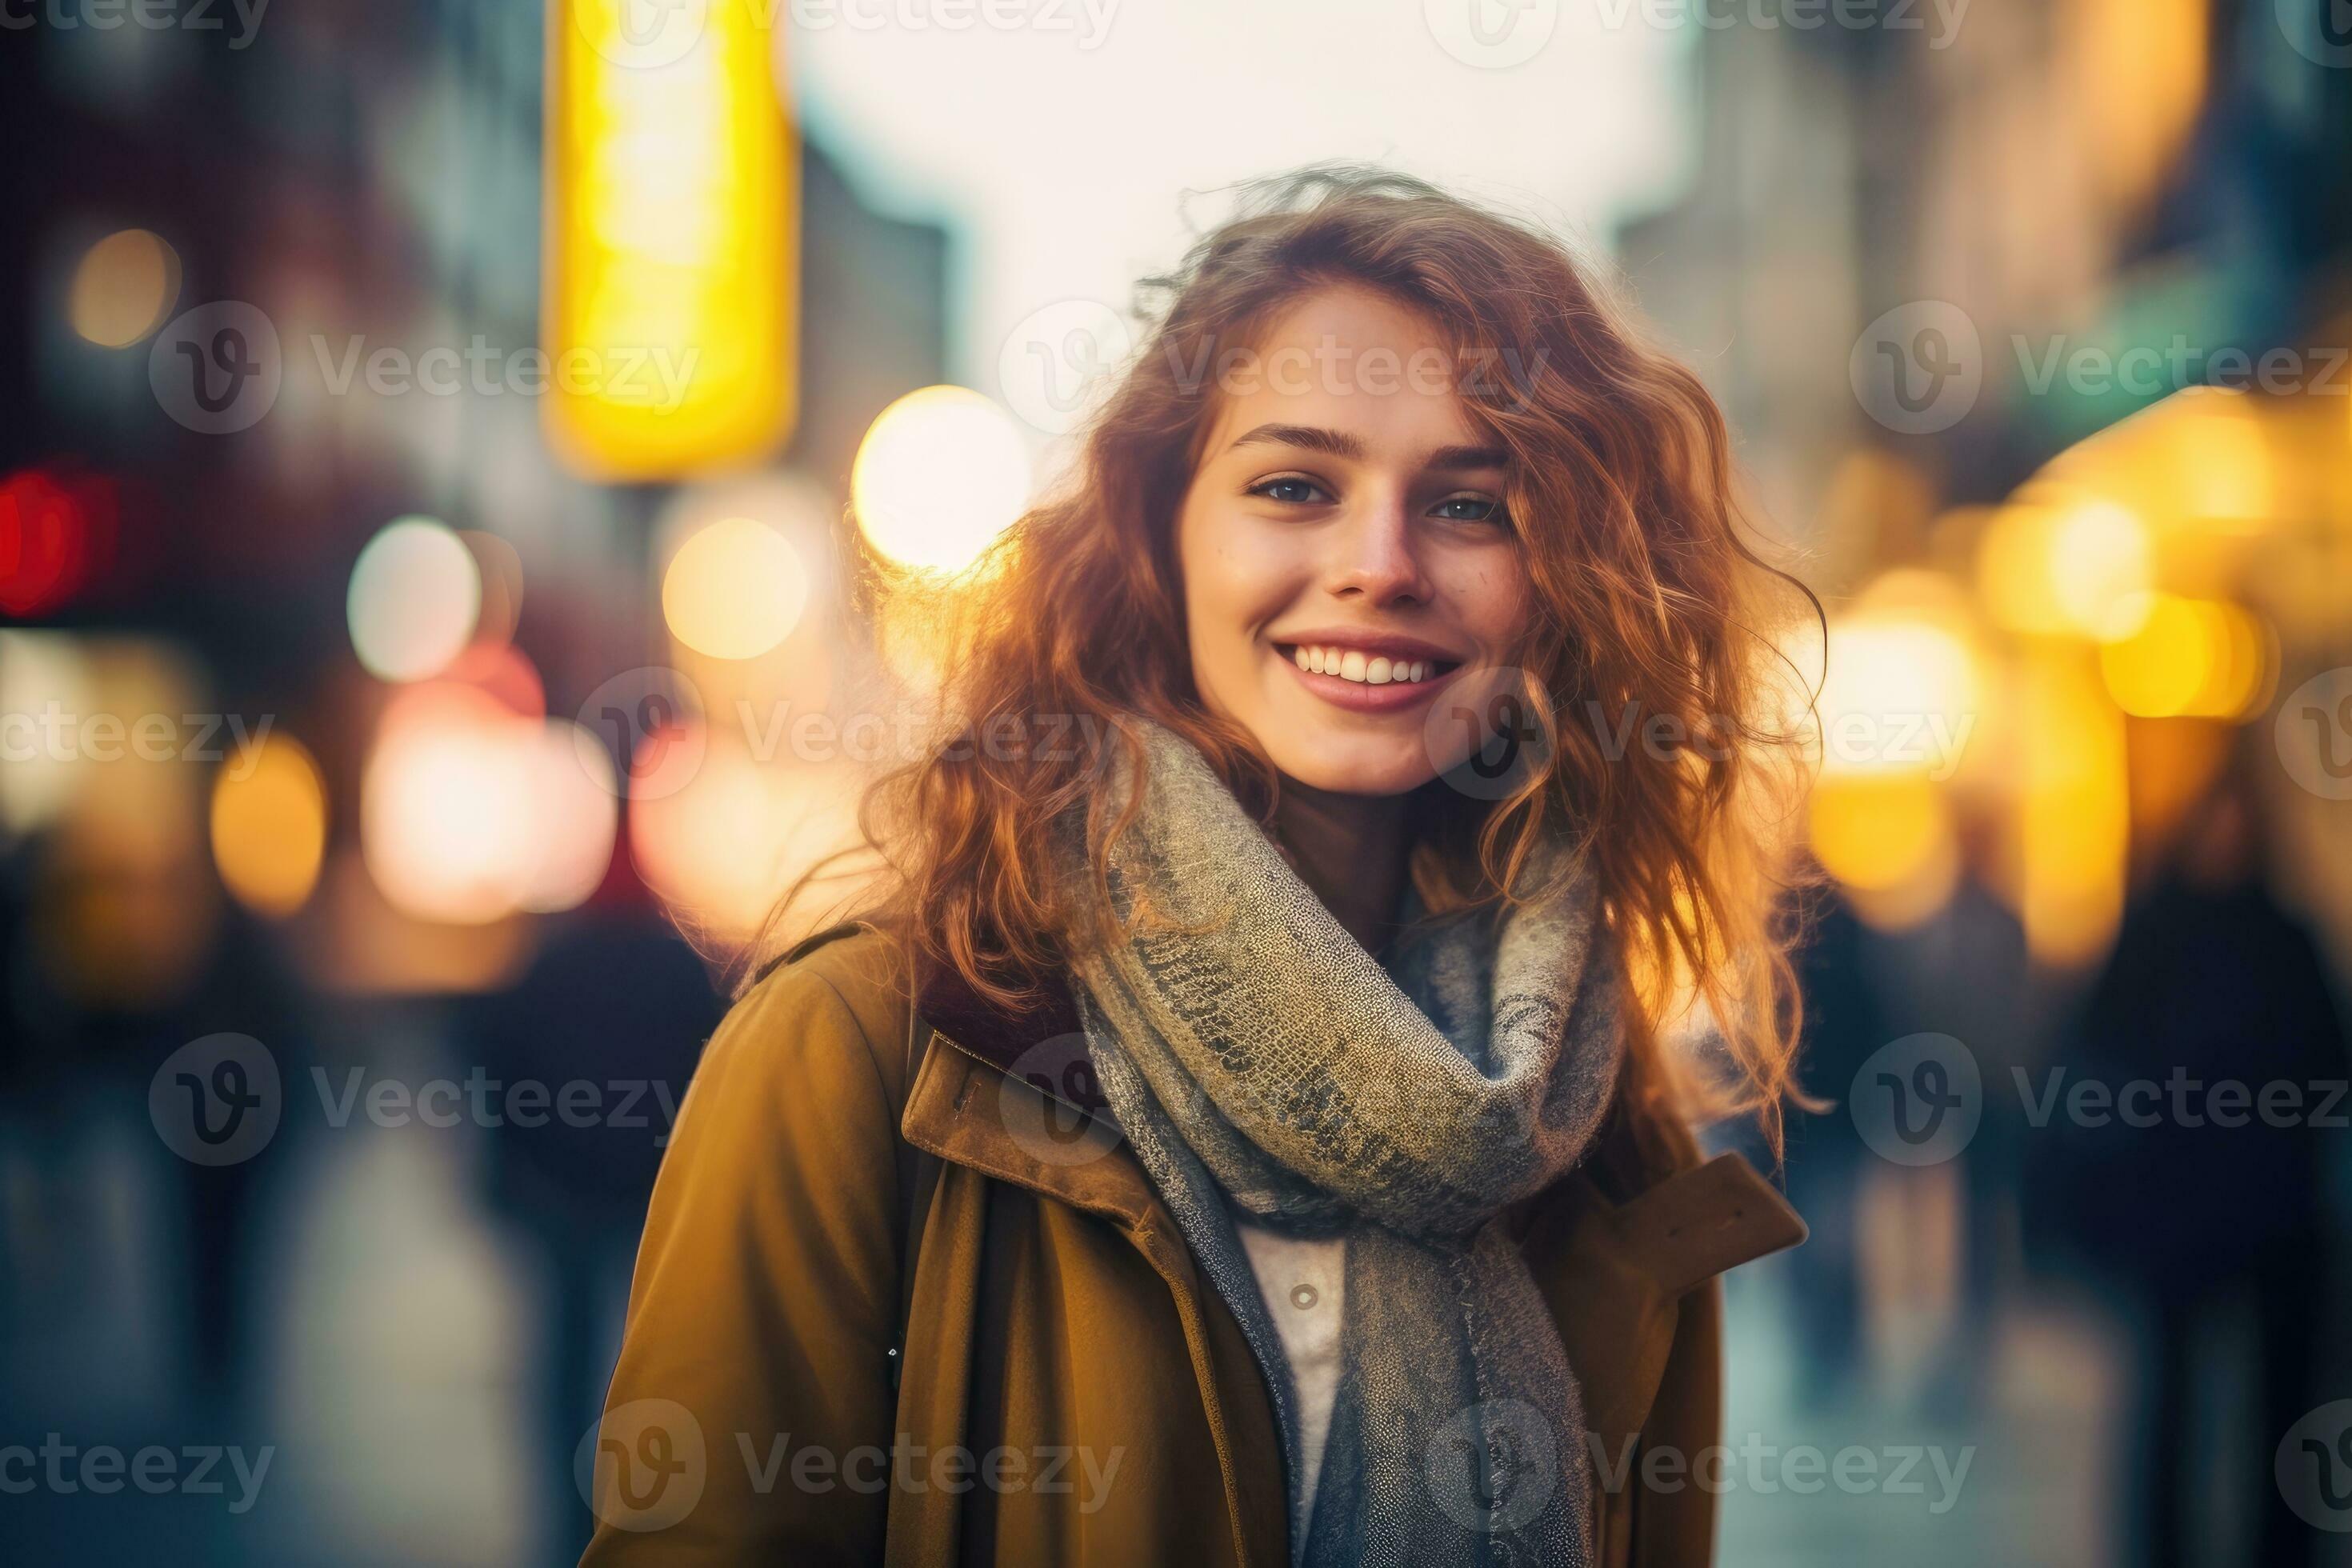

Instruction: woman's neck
[1270,778,1410,957]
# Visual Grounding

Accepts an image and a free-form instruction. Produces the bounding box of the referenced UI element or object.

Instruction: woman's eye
[1250,476,1330,506]
[1432,494,1509,525]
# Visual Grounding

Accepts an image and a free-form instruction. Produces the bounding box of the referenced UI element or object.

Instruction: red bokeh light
[0,466,118,617]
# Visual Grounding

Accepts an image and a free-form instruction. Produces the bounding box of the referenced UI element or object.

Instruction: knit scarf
[1047,716,1624,1568]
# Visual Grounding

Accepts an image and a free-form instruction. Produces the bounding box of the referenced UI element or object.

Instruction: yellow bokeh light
[663,517,810,660]
[69,229,181,348]
[348,517,482,683]
[2166,389,2274,531]
[1980,493,2156,642]
[1978,500,2071,638]
[1815,610,1981,780]
[542,0,795,479]
[2099,595,2272,720]
[852,386,1033,576]
[1809,774,1954,894]
[2049,499,2154,641]
[211,734,328,918]
[2018,648,2129,965]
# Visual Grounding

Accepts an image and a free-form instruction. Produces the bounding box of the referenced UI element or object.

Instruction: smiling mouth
[1273,642,1465,688]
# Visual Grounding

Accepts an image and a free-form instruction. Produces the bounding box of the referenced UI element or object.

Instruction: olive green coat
[580,922,1805,1566]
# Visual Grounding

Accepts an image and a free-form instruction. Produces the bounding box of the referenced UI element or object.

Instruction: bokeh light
[459,530,526,647]
[2098,594,2272,720]
[851,386,1031,575]
[360,685,622,924]
[362,685,535,925]
[542,0,794,478]
[518,721,618,913]
[1814,586,1982,782]
[1978,492,2155,641]
[346,516,482,682]
[67,228,181,347]
[2018,647,2130,965]
[2049,498,2155,642]
[0,630,95,834]
[662,516,810,660]
[629,742,864,941]
[0,466,114,617]
[210,734,328,918]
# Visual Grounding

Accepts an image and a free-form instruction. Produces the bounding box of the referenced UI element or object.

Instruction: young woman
[581,166,1814,1568]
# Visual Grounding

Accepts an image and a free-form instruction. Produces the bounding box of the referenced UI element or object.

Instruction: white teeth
[1288,646,1442,686]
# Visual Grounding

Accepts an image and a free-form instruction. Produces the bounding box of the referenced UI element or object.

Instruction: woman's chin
[1259,734,1438,800]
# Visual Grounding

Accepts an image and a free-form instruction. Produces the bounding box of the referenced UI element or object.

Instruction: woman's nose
[1325,494,1433,606]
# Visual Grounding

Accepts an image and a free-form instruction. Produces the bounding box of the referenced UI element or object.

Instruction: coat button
[1290,1283,1319,1310]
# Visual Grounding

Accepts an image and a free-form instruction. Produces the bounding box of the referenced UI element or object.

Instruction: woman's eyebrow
[1226,422,1364,459]
[1224,425,1510,474]
[1424,443,1510,473]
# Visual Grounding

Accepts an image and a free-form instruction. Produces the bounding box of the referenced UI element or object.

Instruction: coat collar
[902,944,1806,1278]
[914,955,1109,1111]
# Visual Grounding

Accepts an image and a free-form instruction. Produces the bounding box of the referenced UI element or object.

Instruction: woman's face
[1174,286,1534,798]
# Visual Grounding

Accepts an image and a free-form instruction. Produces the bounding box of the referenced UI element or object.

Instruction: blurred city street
[7,1,2352,1563]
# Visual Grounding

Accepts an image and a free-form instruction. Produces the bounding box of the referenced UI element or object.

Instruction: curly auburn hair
[768,163,1821,1145]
